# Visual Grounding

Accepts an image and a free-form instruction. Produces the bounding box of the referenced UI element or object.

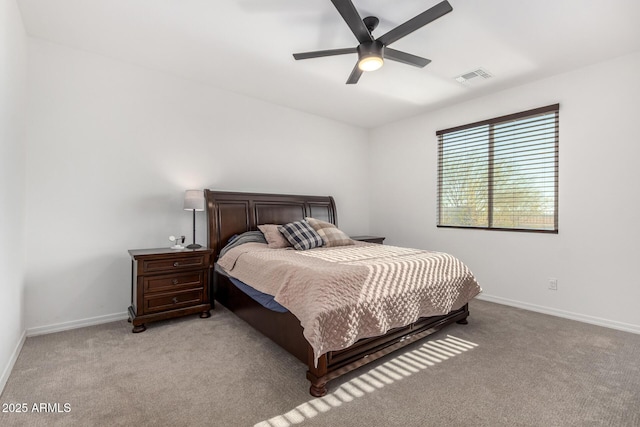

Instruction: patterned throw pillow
[258,224,291,249]
[306,217,355,247]
[278,220,324,251]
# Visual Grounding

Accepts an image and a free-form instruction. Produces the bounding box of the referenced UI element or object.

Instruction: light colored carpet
[1,299,639,426]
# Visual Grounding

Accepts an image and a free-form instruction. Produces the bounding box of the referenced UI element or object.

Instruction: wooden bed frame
[205,190,469,396]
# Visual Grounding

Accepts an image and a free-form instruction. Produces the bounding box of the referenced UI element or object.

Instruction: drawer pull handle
[172,297,179,304]
[173,262,180,267]
[172,279,179,285]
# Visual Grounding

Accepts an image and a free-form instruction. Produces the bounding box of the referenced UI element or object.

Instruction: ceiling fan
[293,0,453,84]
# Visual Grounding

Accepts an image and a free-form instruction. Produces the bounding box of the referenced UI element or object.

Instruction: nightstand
[350,235,386,244]
[128,247,212,333]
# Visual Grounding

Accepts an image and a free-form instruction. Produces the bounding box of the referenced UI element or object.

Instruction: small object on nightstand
[169,235,186,249]
[128,247,213,333]
[350,235,385,244]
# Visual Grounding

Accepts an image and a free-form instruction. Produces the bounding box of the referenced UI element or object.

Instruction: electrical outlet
[548,278,558,291]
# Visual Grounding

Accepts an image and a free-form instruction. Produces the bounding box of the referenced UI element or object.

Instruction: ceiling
[17,0,640,128]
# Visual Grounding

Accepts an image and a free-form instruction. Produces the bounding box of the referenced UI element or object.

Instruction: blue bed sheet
[227,276,288,313]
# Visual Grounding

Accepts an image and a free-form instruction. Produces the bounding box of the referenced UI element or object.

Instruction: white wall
[0,0,28,389]
[370,52,640,332]
[24,39,370,332]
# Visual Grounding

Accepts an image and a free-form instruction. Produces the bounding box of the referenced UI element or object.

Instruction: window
[437,104,559,233]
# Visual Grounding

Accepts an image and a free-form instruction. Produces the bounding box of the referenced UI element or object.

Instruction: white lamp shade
[183,190,205,211]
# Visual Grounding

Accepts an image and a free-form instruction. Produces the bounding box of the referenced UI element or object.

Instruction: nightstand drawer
[141,255,206,273]
[144,289,204,313]
[143,271,204,294]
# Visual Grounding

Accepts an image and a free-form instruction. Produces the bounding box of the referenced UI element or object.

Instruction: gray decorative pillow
[278,220,324,251]
[258,224,291,249]
[219,231,267,258]
[306,217,354,247]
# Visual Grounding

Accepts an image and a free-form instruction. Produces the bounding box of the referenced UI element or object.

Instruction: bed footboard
[306,304,469,396]
[216,272,469,396]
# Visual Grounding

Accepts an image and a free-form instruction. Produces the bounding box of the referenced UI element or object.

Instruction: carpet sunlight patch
[254,335,478,427]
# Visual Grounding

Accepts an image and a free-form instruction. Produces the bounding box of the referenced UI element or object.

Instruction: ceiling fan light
[357,40,385,72]
[358,55,384,71]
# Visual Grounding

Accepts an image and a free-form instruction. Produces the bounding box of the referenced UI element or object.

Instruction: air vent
[455,68,493,85]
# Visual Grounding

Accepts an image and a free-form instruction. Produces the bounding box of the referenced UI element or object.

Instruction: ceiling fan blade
[331,0,373,44]
[377,0,452,46]
[346,62,363,84]
[384,48,431,68]
[293,47,356,60]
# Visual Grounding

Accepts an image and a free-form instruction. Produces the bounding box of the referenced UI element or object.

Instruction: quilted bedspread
[217,242,481,365]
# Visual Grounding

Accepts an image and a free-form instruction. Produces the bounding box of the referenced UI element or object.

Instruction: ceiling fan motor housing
[357,40,385,70]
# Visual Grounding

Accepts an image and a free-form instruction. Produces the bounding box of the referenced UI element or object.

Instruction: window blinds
[437,104,559,233]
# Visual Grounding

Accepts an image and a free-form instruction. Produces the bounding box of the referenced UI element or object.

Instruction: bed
[205,190,479,396]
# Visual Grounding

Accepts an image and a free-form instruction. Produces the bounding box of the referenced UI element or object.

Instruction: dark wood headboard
[204,190,337,260]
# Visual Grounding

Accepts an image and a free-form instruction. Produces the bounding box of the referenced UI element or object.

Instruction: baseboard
[476,294,640,335]
[0,330,26,395]
[26,312,129,337]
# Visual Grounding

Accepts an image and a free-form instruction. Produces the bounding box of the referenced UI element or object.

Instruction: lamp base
[186,243,202,249]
